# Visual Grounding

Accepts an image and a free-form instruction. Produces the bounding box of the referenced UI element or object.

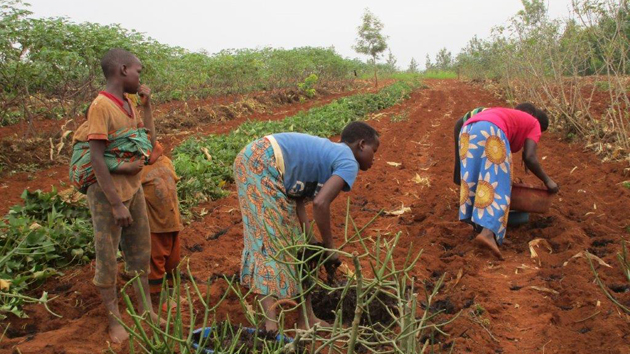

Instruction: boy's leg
[149,232,169,293]
[120,188,157,321]
[164,231,181,285]
[87,184,129,343]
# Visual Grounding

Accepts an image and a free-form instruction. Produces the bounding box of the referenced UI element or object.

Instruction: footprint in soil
[528,216,555,229]
[588,247,608,258]
[6,323,37,339]
[591,239,614,247]
[186,243,204,252]
[52,283,73,294]
[608,284,630,293]
[584,227,600,238]
[440,242,455,251]
[421,298,457,315]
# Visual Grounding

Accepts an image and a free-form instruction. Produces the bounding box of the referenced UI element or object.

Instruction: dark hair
[341,121,379,144]
[100,48,138,78]
[515,102,549,132]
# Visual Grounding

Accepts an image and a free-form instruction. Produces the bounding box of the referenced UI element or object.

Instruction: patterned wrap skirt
[458,121,513,244]
[233,137,304,298]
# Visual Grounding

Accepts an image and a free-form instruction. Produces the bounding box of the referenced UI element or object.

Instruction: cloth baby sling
[69,127,153,193]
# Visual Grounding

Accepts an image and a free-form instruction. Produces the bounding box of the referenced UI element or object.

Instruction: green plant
[116,205,459,353]
[0,188,93,319]
[391,111,409,122]
[298,74,318,99]
[594,81,611,91]
[621,181,630,189]
[473,303,486,316]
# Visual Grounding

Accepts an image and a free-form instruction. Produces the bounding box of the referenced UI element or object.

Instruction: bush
[0,1,367,125]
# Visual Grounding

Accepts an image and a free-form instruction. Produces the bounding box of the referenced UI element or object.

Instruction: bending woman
[233,122,379,330]
[458,104,559,259]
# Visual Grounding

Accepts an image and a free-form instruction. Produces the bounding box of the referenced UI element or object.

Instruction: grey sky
[25,0,574,70]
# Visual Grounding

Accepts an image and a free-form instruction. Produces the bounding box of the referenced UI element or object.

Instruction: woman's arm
[295,198,310,238]
[312,176,346,250]
[522,139,559,193]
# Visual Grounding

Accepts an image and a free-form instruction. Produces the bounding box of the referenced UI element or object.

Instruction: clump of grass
[391,110,410,122]
[594,81,610,92]
[468,303,497,342]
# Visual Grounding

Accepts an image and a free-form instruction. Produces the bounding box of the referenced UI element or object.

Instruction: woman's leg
[260,296,279,332]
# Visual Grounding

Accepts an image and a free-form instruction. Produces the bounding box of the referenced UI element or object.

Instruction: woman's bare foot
[265,319,279,332]
[108,320,129,344]
[475,230,503,260]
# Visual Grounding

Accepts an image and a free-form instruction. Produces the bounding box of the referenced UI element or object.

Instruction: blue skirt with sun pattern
[459,121,513,244]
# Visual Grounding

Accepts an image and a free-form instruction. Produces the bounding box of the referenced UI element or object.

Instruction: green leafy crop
[173,80,418,208]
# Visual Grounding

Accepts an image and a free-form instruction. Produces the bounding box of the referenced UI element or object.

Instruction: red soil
[2,80,629,354]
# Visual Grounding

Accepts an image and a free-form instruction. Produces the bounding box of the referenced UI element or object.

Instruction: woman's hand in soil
[324,251,341,283]
[325,250,341,267]
[545,179,559,194]
[138,84,152,107]
[112,203,133,227]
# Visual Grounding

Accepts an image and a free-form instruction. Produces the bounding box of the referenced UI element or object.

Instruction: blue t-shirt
[273,133,359,198]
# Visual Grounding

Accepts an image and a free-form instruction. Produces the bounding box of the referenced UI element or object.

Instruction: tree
[517,0,547,27]
[425,54,433,71]
[353,8,388,87]
[408,57,419,73]
[385,49,397,72]
[434,47,453,70]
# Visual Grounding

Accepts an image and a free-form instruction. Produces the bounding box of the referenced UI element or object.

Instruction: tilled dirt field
[2,79,629,354]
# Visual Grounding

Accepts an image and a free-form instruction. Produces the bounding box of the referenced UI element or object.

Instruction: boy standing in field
[71,48,157,343]
[140,153,183,295]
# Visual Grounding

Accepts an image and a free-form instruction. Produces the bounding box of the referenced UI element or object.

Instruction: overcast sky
[25,0,574,70]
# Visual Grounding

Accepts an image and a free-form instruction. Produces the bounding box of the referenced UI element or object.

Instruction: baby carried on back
[69,127,160,193]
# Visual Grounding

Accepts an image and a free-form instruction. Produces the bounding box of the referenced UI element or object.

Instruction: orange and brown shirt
[140,155,182,233]
[73,92,144,202]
